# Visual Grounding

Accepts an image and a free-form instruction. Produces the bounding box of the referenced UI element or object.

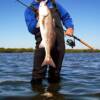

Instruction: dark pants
[31,9,65,84]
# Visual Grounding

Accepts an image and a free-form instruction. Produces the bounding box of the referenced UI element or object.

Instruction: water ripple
[0,53,100,99]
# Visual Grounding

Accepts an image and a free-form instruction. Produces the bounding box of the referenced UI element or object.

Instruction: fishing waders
[31,9,65,84]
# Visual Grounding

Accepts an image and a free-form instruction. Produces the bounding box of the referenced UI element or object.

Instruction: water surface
[0,53,100,100]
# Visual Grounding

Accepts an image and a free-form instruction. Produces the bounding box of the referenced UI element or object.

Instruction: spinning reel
[66,36,75,48]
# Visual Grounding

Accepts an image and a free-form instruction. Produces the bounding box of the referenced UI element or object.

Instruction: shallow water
[0,53,100,100]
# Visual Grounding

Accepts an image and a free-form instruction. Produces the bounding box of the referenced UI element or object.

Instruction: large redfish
[38,0,56,68]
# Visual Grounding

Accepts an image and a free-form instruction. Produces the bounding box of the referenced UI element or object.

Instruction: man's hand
[64,28,74,37]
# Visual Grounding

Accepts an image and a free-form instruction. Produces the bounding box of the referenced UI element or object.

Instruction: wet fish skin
[38,1,56,68]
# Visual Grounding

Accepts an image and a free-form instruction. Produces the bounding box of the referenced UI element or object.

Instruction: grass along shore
[0,48,100,53]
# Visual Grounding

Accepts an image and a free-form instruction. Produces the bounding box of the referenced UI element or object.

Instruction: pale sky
[0,0,100,49]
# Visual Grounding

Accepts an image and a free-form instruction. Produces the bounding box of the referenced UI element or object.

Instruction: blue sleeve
[24,8,39,34]
[56,2,74,29]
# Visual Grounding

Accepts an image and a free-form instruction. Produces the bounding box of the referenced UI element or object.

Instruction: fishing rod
[16,0,48,8]
[72,35,95,50]
[64,29,95,50]
[66,34,95,50]
[16,0,33,9]
[16,0,38,16]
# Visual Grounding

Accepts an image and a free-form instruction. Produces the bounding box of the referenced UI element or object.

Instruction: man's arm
[56,2,74,36]
[24,8,39,34]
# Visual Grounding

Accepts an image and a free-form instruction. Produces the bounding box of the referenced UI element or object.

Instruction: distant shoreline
[0,48,100,53]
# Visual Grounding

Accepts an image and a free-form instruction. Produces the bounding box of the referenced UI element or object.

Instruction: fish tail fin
[42,56,56,68]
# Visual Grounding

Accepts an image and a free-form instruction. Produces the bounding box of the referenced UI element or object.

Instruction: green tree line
[0,48,34,53]
[0,48,100,53]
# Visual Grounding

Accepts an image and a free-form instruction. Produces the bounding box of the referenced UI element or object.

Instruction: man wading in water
[25,0,74,84]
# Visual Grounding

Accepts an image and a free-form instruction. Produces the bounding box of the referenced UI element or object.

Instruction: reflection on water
[0,53,100,100]
[31,83,64,100]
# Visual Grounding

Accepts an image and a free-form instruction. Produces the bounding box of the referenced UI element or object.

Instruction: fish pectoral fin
[39,41,44,48]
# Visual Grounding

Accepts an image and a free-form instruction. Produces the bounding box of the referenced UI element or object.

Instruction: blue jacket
[24,0,74,34]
